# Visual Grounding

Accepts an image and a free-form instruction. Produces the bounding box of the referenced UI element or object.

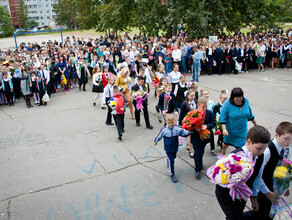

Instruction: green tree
[53,0,78,29]
[0,6,14,37]
[17,0,28,28]
[27,19,38,28]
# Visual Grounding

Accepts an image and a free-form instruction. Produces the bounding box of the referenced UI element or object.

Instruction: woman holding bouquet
[190,97,215,179]
[220,87,257,155]
[115,68,135,119]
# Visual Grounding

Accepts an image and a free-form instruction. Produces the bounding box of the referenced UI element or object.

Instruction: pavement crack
[6,200,11,220]
[141,161,216,198]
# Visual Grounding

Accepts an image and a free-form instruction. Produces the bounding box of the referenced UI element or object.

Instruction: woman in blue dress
[220,87,258,154]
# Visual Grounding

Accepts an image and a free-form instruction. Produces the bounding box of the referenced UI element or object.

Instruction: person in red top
[112,85,128,140]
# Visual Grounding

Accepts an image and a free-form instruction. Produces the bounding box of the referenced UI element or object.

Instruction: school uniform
[213,102,224,147]
[225,48,233,74]
[103,84,114,125]
[178,101,196,125]
[1,78,14,104]
[131,83,152,128]
[174,82,188,108]
[78,64,90,91]
[112,92,127,137]
[216,146,264,220]
[243,139,289,220]
[190,110,215,172]
[37,69,50,105]
[233,47,241,73]
[158,91,178,114]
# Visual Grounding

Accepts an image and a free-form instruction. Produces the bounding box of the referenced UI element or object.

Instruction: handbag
[61,73,67,85]
[42,92,50,102]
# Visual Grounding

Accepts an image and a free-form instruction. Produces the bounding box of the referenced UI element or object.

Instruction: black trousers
[210,130,215,151]
[216,185,246,220]
[217,61,223,75]
[113,114,124,136]
[105,97,112,124]
[243,192,272,220]
[12,78,21,98]
[134,101,150,127]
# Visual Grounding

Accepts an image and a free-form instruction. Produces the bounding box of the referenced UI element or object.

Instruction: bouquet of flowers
[108,98,117,115]
[214,113,222,135]
[131,87,148,110]
[181,109,210,140]
[206,151,255,201]
[269,157,292,218]
[158,85,165,94]
[152,74,160,88]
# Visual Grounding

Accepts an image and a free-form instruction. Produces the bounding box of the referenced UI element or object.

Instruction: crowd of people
[0,29,292,219]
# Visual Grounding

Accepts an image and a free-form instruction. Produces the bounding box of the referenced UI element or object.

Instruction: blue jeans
[165,62,172,74]
[181,57,187,74]
[192,62,200,82]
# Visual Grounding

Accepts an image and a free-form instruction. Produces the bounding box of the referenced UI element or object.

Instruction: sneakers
[170,175,178,183]
[195,171,201,179]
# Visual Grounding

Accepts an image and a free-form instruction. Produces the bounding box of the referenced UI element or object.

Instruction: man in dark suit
[216,126,271,220]
[233,43,241,74]
[225,44,233,74]
[214,45,225,75]
[132,76,153,129]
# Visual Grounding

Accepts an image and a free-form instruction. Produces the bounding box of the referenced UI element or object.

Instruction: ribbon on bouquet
[132,94,148,110]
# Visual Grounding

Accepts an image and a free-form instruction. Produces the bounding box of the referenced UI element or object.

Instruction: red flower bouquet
[181,109,210,140]
[152,74,160,88]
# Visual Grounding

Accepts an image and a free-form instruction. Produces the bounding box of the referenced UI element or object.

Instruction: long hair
[185,90,195,111]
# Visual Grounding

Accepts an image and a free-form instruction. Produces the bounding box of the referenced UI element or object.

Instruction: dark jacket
[190,109,216,145]
[158,92,178,113]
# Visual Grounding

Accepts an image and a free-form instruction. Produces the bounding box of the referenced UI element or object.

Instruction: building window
[47,16,50,19]
[41,17,43,19]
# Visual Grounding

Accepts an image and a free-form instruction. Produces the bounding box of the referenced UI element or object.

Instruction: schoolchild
[154,114,191,183]
[132,76,153,129]
[103,76,114,125]
[112,85,127,141]
[216,126,271,220]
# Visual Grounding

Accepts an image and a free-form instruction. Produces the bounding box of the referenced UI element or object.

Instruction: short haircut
[137,76,145,81]
[220,93,228,100]
[113,85,119,91]
[197,97,208,105]
[165,113,175,121]
[246,126,271,144]
[165,83,172,88]
[276,122,292,136]
[230,87,244,104]
[139,68,145,73]
[107,76,113,81]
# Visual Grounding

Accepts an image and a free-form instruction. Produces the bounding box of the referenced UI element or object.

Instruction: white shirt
[40,69,50,83]
[103,84,114,105]
[92,73,102,86]
[168,71,182,84]
[172,49,182,61]
[144,68,152,84]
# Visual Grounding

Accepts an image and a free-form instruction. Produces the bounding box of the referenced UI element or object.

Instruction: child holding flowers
[154,114,191,183]
[131,76,153,129]
[92,66,106,107]
[215,126,270,220]
[112,85,128,141]
[158,83,178,118]
[156,77,168,123]
[179,90,197,158]
[189,97,216,179]
[243,122,292,219]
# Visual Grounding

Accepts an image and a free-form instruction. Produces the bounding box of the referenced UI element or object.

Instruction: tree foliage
[17,0,28,28]
[53,0,78,29]
[27,19,38,28]
[0,6,14,37]
[54,0,289,37]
